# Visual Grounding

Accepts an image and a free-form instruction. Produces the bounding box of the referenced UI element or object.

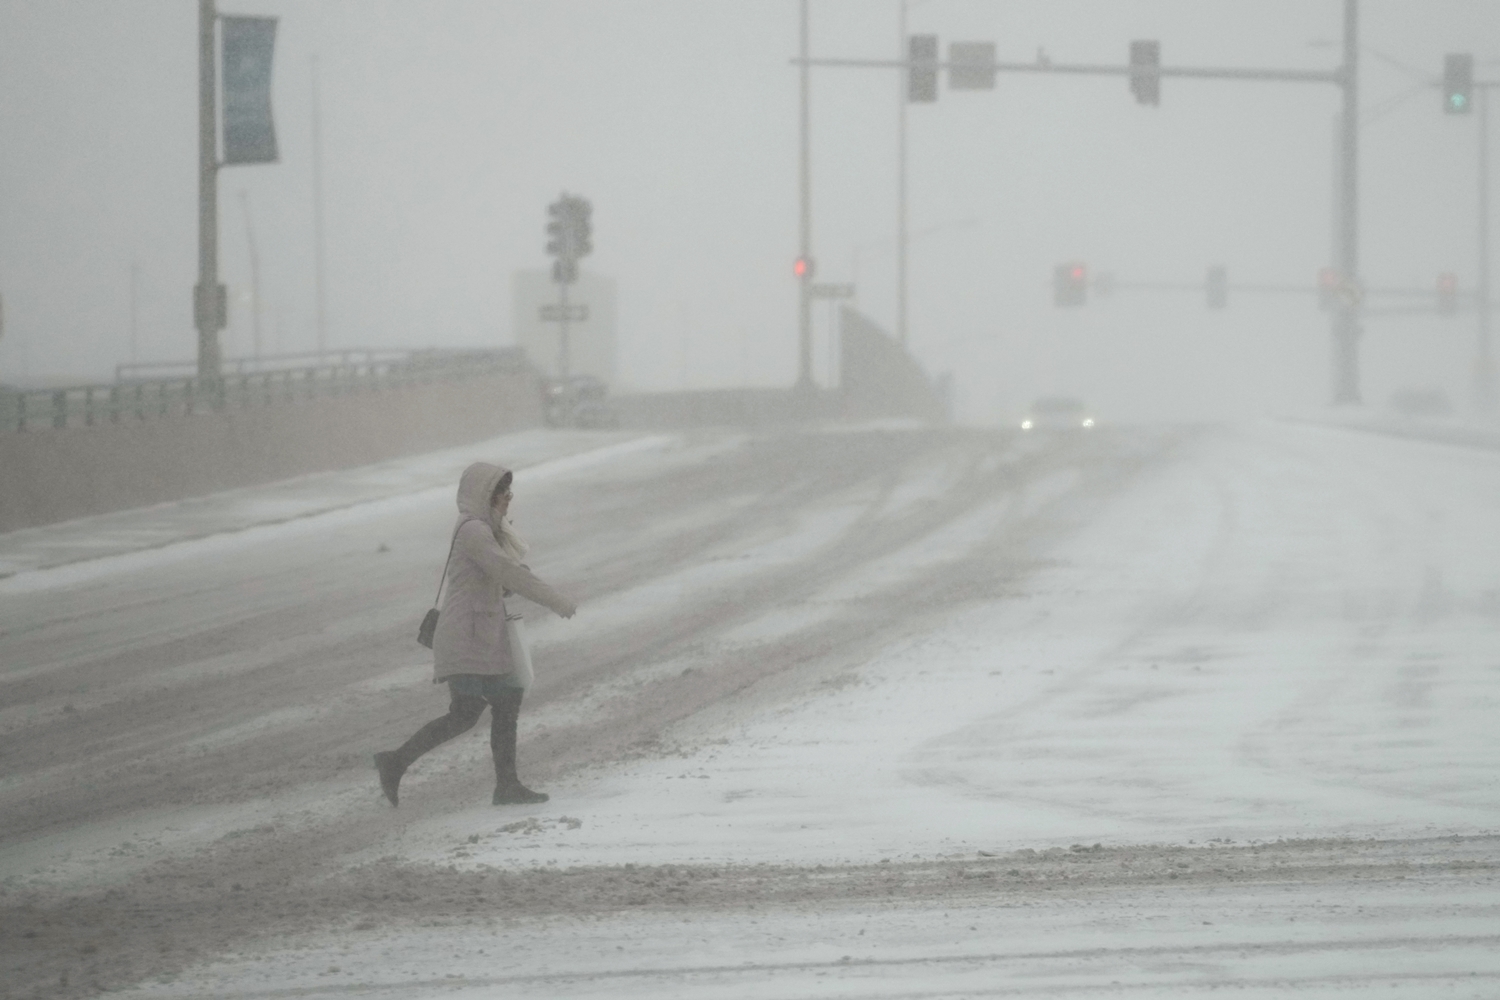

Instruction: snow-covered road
[2,420,1498,998]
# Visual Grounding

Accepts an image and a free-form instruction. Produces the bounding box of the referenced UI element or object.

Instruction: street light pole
[196,0,224,392]
[238,190,262,358]
[1476,84,1494,412]
[311,54,328,357]
[797,0,813,390]
[896,0,909,347]
[1331,0,1362,405]
[129,260,140,365]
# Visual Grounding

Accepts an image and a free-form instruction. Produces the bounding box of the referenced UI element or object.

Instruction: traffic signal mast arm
[789,54,1341,87]
[1088,271,1478,316]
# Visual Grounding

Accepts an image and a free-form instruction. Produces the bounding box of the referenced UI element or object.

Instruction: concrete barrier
[612,308,944,431]
[0,371,540,533]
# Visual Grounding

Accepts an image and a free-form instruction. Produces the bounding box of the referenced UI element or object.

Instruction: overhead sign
[949,42,997,90]
[540,303,590,322]
[222,17,279,164]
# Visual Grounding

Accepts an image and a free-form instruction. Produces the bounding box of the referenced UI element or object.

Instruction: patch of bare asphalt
[3,835,1498,999]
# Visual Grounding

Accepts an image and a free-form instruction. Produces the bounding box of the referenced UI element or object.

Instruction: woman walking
[375,462,577,807]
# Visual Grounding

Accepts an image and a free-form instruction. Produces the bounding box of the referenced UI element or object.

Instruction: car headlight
[1021,419,1033,430]
[1081,418,1094,428]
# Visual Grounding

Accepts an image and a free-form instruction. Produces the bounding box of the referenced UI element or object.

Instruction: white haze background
[0,0,1493,422]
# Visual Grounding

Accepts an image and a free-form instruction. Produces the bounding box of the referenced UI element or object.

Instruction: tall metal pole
[238,190,263,358]
[311,55,328,357]
[1331,0,1361,405]
[128,260,140,365]
[896,0,909,347]
[796,0,813,390]
[196,0,224,391]
[1475,85,1494,413]
[558,281,572,378]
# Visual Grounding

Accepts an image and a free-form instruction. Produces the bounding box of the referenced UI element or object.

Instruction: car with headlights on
[1020,396,1094,432]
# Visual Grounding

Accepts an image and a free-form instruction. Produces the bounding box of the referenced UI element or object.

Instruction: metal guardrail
[1,348,528,433]
[115,348,413,383]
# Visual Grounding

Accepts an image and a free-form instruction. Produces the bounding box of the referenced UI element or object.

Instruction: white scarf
[495,516,529,563]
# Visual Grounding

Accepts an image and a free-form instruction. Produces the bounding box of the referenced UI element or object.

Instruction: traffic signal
[1317,267,1339,311]
[572,200,593,258]
[1053,262,1087,307]
[545,193,592,284]
[1206,265,1228,309]
[948,41,997,90]
[793,256,814,279]
[1437,273,1458,315]
[908,34,938,102]
[545,202,567,257]
[1129,40,1160,106]
[1444,53,1473,114]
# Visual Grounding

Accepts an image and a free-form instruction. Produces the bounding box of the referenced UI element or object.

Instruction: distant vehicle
[542,375,618,429]
[1020,396,1094,432]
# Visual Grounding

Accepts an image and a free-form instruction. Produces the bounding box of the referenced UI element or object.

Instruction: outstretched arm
[456,520,577,617]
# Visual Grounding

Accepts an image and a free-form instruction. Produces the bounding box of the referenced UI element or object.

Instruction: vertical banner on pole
[222,17,279,164]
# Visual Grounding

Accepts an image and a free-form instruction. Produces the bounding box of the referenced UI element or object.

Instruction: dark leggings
[391,688,525,782]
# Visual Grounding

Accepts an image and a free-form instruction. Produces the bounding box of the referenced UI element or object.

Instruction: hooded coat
[431,462,576,681]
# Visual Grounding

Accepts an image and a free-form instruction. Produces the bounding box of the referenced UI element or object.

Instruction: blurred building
[511,270,617,382]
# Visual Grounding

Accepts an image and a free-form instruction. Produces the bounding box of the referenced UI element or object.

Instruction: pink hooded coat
[431,462,576,681]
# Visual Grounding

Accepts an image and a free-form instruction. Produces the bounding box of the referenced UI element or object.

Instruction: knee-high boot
[490,688,548,805]
[375,694,484,807]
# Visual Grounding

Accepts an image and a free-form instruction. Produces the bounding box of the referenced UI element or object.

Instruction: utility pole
[896,1,909,347]
[311,54,328,357]
[1331,0,1361,405]
[196,0,225,394]
[796,0,813,390]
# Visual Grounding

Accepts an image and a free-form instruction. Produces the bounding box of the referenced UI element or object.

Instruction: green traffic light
[1451,93,1468,110]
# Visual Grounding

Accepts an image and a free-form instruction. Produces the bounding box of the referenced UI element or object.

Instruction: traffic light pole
[792,0,1364,406]
[558,281,571,378]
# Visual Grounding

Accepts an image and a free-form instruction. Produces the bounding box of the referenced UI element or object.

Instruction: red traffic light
[1317,267,1338,311]
[1053,262,1088,307]
[793,257,814,279]
[1437,272,1458,315]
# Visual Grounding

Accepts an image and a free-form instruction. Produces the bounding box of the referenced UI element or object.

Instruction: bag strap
[432,517,479,608]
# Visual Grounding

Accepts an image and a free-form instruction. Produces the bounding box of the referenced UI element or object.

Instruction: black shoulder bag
[417,521,469,648]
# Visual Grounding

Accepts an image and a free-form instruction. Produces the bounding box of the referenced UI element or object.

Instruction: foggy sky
[0,1,1494,422]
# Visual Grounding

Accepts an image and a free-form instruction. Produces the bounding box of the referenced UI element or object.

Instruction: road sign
[949,42,997,90]
[809,283,855,299]
[540,303,589,322]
